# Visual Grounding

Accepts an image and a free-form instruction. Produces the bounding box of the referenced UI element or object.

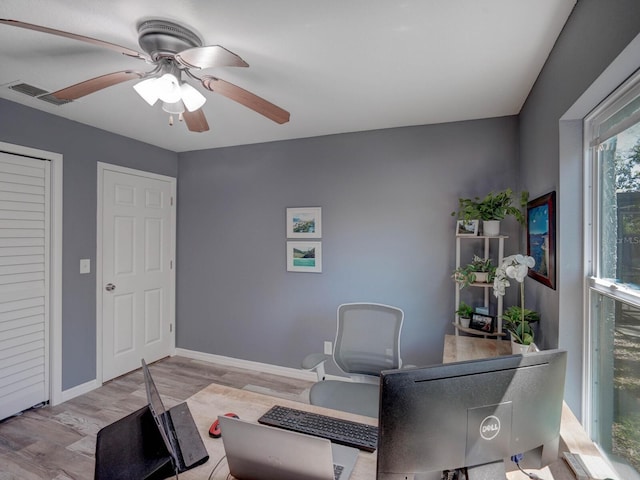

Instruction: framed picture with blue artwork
[286,207,322,238]
[527,191,556,289]
[286,241,322,273]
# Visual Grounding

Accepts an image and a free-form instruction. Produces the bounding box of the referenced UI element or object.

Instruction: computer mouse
[209,412,239,438]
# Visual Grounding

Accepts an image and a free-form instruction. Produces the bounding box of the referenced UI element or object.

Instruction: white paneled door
[0,152,50,420]
[100,165,175,382]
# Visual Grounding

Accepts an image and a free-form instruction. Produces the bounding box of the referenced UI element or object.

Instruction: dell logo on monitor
[479,415,501,440]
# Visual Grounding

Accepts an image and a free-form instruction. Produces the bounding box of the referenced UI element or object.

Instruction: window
[585,71,640,477]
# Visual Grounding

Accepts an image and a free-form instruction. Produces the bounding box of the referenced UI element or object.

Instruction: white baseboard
[175,348,324,381]
[59,350,347,405]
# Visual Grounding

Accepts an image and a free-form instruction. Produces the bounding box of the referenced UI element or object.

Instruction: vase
[460,317,471,328]
[482,220,500,236]
[474,272,489,283]
[510,339,531,354]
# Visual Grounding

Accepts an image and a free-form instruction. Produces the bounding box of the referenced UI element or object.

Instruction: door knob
[105,283,116,292]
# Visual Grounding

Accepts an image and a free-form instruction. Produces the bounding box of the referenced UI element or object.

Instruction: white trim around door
[96,162,176,385]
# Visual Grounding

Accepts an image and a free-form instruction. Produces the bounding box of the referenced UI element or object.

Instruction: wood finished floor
[0,356,313,480]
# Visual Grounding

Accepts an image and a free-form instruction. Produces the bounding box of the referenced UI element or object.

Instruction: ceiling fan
[0,18,290,132]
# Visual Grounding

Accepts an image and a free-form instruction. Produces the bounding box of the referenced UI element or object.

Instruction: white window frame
[583,68,640,445]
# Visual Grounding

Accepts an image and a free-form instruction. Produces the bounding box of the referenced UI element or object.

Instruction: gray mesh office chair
[302,302,404,418]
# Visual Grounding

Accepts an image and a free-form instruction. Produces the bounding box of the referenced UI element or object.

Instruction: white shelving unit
[454,235,506,337]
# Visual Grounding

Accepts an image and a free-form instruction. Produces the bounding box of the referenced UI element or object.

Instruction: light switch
[80,258,91,274]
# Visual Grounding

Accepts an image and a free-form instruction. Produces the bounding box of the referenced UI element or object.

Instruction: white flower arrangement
[493,254,535,297]
[493,254,536,345]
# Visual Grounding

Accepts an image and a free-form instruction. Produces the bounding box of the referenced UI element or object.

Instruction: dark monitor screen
[376,349,567,480]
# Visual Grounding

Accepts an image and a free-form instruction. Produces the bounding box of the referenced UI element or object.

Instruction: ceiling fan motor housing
[137,20,202,61]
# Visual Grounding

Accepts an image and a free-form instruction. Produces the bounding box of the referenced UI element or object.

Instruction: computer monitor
[376,349,567,480]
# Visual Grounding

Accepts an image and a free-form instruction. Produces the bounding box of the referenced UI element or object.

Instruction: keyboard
[257,405,378,452]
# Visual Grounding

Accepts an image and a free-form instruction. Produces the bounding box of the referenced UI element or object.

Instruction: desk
[443,333,512,363]
[181,383,377,480]
[181,337,605,479]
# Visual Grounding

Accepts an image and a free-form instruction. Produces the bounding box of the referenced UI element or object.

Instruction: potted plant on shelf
[452,188,528,236]
[455,301,474,328]
[452,255,496,288]
[493,254,538,353]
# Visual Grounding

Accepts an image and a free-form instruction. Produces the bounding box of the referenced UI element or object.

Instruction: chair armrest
[302,353,331,381]
[302,353,330,370]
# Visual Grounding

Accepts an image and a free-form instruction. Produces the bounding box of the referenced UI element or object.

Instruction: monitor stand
[466,460,507,479]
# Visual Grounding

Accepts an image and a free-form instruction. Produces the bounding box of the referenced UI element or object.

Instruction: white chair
[302,302,404,418]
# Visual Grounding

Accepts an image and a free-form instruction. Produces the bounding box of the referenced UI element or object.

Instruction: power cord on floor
[511,454,542,480]
[207,454,228,480]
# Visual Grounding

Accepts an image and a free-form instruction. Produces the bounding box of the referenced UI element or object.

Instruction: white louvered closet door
[0,152,50,421]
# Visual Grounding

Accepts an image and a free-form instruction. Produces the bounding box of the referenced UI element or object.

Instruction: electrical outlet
[324,341,332,355]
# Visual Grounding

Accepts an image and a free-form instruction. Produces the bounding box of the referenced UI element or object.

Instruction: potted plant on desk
[452,188,528,236]
[493,254,538,353]
[501,305,539,348]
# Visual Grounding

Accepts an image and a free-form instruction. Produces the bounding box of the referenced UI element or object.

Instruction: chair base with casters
[302,302,404,418]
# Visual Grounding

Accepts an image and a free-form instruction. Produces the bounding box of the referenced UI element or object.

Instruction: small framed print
[287,241,322,273]
[287,207,322,238]
[456,219,479,236]
[469,313,495,333]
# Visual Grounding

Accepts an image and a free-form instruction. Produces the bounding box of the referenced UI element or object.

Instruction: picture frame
[469,313,495,333]
[527,191,556,289]
[456,219,479,236]
[286,241,322,273]
[286,207,322,238]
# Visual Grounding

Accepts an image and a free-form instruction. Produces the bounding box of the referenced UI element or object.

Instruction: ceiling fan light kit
[0,17,290,132]
[179,83,206,111]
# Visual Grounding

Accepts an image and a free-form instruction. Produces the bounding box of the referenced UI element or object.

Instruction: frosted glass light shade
[180,83,206,112]
[155,74,181,103]
[133,77,161,106]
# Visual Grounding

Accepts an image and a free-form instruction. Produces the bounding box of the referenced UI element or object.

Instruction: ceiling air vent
[7,82,72,106]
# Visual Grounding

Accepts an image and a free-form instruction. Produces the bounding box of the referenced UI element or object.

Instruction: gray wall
[176,117,520,371]
[0,98,178,389]
[2,0,639,406]
[518,0,640,416]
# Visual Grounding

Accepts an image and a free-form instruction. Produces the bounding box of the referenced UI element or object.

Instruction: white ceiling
[0,0,576,153]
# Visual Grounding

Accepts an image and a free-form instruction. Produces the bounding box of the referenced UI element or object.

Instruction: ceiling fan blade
[0,18,148,60]
[201,76,290,124]
[175,45,249,69]
[52,71,144,100]
[183,108,210,132]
